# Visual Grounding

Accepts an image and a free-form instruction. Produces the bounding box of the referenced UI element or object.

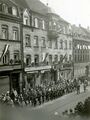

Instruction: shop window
[25,34,31,47]
[13,27,18,40]
[26,55,31,66]
[2,25,8,39]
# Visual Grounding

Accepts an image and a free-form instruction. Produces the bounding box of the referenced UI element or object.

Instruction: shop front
[25,65,51,88]
[0,64,22,94]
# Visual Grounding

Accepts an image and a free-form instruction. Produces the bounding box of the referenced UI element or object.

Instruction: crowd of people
[0,78,88,108]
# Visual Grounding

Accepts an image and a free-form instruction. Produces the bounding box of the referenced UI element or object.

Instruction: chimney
[79,24,81,27]
[87,26,89,30]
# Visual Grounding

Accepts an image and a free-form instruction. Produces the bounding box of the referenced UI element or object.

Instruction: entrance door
[11,73,20,94]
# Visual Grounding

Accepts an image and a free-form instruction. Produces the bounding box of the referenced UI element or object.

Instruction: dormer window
[23,9,30,26]
[24,16,28,25]
[34,18,39,28]
[12,7,17,16]
[2,4,8,13]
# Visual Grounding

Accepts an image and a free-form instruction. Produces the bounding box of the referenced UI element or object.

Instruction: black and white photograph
[0,0,90,120]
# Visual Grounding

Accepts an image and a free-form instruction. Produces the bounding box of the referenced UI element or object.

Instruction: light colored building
[20,0,73,87]
[72,25,90,79]
[0,0,22,94]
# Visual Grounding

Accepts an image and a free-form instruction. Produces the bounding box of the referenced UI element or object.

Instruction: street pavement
[0,85,90,120]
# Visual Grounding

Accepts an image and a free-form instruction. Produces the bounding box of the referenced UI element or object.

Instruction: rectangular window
[2,25,8,39]
[54,55,58,63]
[2,4,8,13]
[34,36,38,47]
[34,54,39,66]
[49,55,52,64]
[24,16,28,25]
[69,41,72,50]
[34,18,39,28]
[14,50,19,63]
[42,20,45,29]
[25,34,31,47]
[60,39,63,49]
[3,51,9,64]
[26,55,31,66]
[55,39,58,49]
[48,40,52,48]
[13,27,18,40]
[65,40,67,50]
[69,55,72,61]
[42,37,46,47]
[60,55,63,62]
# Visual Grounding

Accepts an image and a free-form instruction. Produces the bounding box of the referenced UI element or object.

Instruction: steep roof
[80,27,90,38]
[9,0,48,15]
[1,0,70,23]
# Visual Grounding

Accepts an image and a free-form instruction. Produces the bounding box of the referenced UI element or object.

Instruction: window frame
[2,25,8,39]
[25,34,31,47]
[34,18,39,28]
[60,39,63,49]
[34,36,38,47]
[42,37,46,48]
[12,27,19,40]
[26,55,31,66]
[12,6,17,16]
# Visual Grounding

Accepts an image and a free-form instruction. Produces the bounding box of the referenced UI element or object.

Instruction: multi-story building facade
[0,0,23,94]
[47,12,73,82]
[20,0,73,88]
[72,25,90,78]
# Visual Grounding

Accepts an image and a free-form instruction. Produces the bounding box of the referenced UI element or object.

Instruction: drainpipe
[20,12,25,92]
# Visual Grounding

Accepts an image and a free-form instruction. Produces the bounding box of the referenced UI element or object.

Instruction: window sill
[41,46,46,48]
[34,46,39,48]
[25,46,31,47]
[54,48,58,49]
[0,38,21,42]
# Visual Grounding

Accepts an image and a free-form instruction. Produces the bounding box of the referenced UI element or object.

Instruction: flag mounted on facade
[60,53,67,63]
[0,44,10,61]
[42,52,48,62]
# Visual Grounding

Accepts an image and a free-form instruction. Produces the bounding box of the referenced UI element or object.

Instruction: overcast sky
[40,0,90,28]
